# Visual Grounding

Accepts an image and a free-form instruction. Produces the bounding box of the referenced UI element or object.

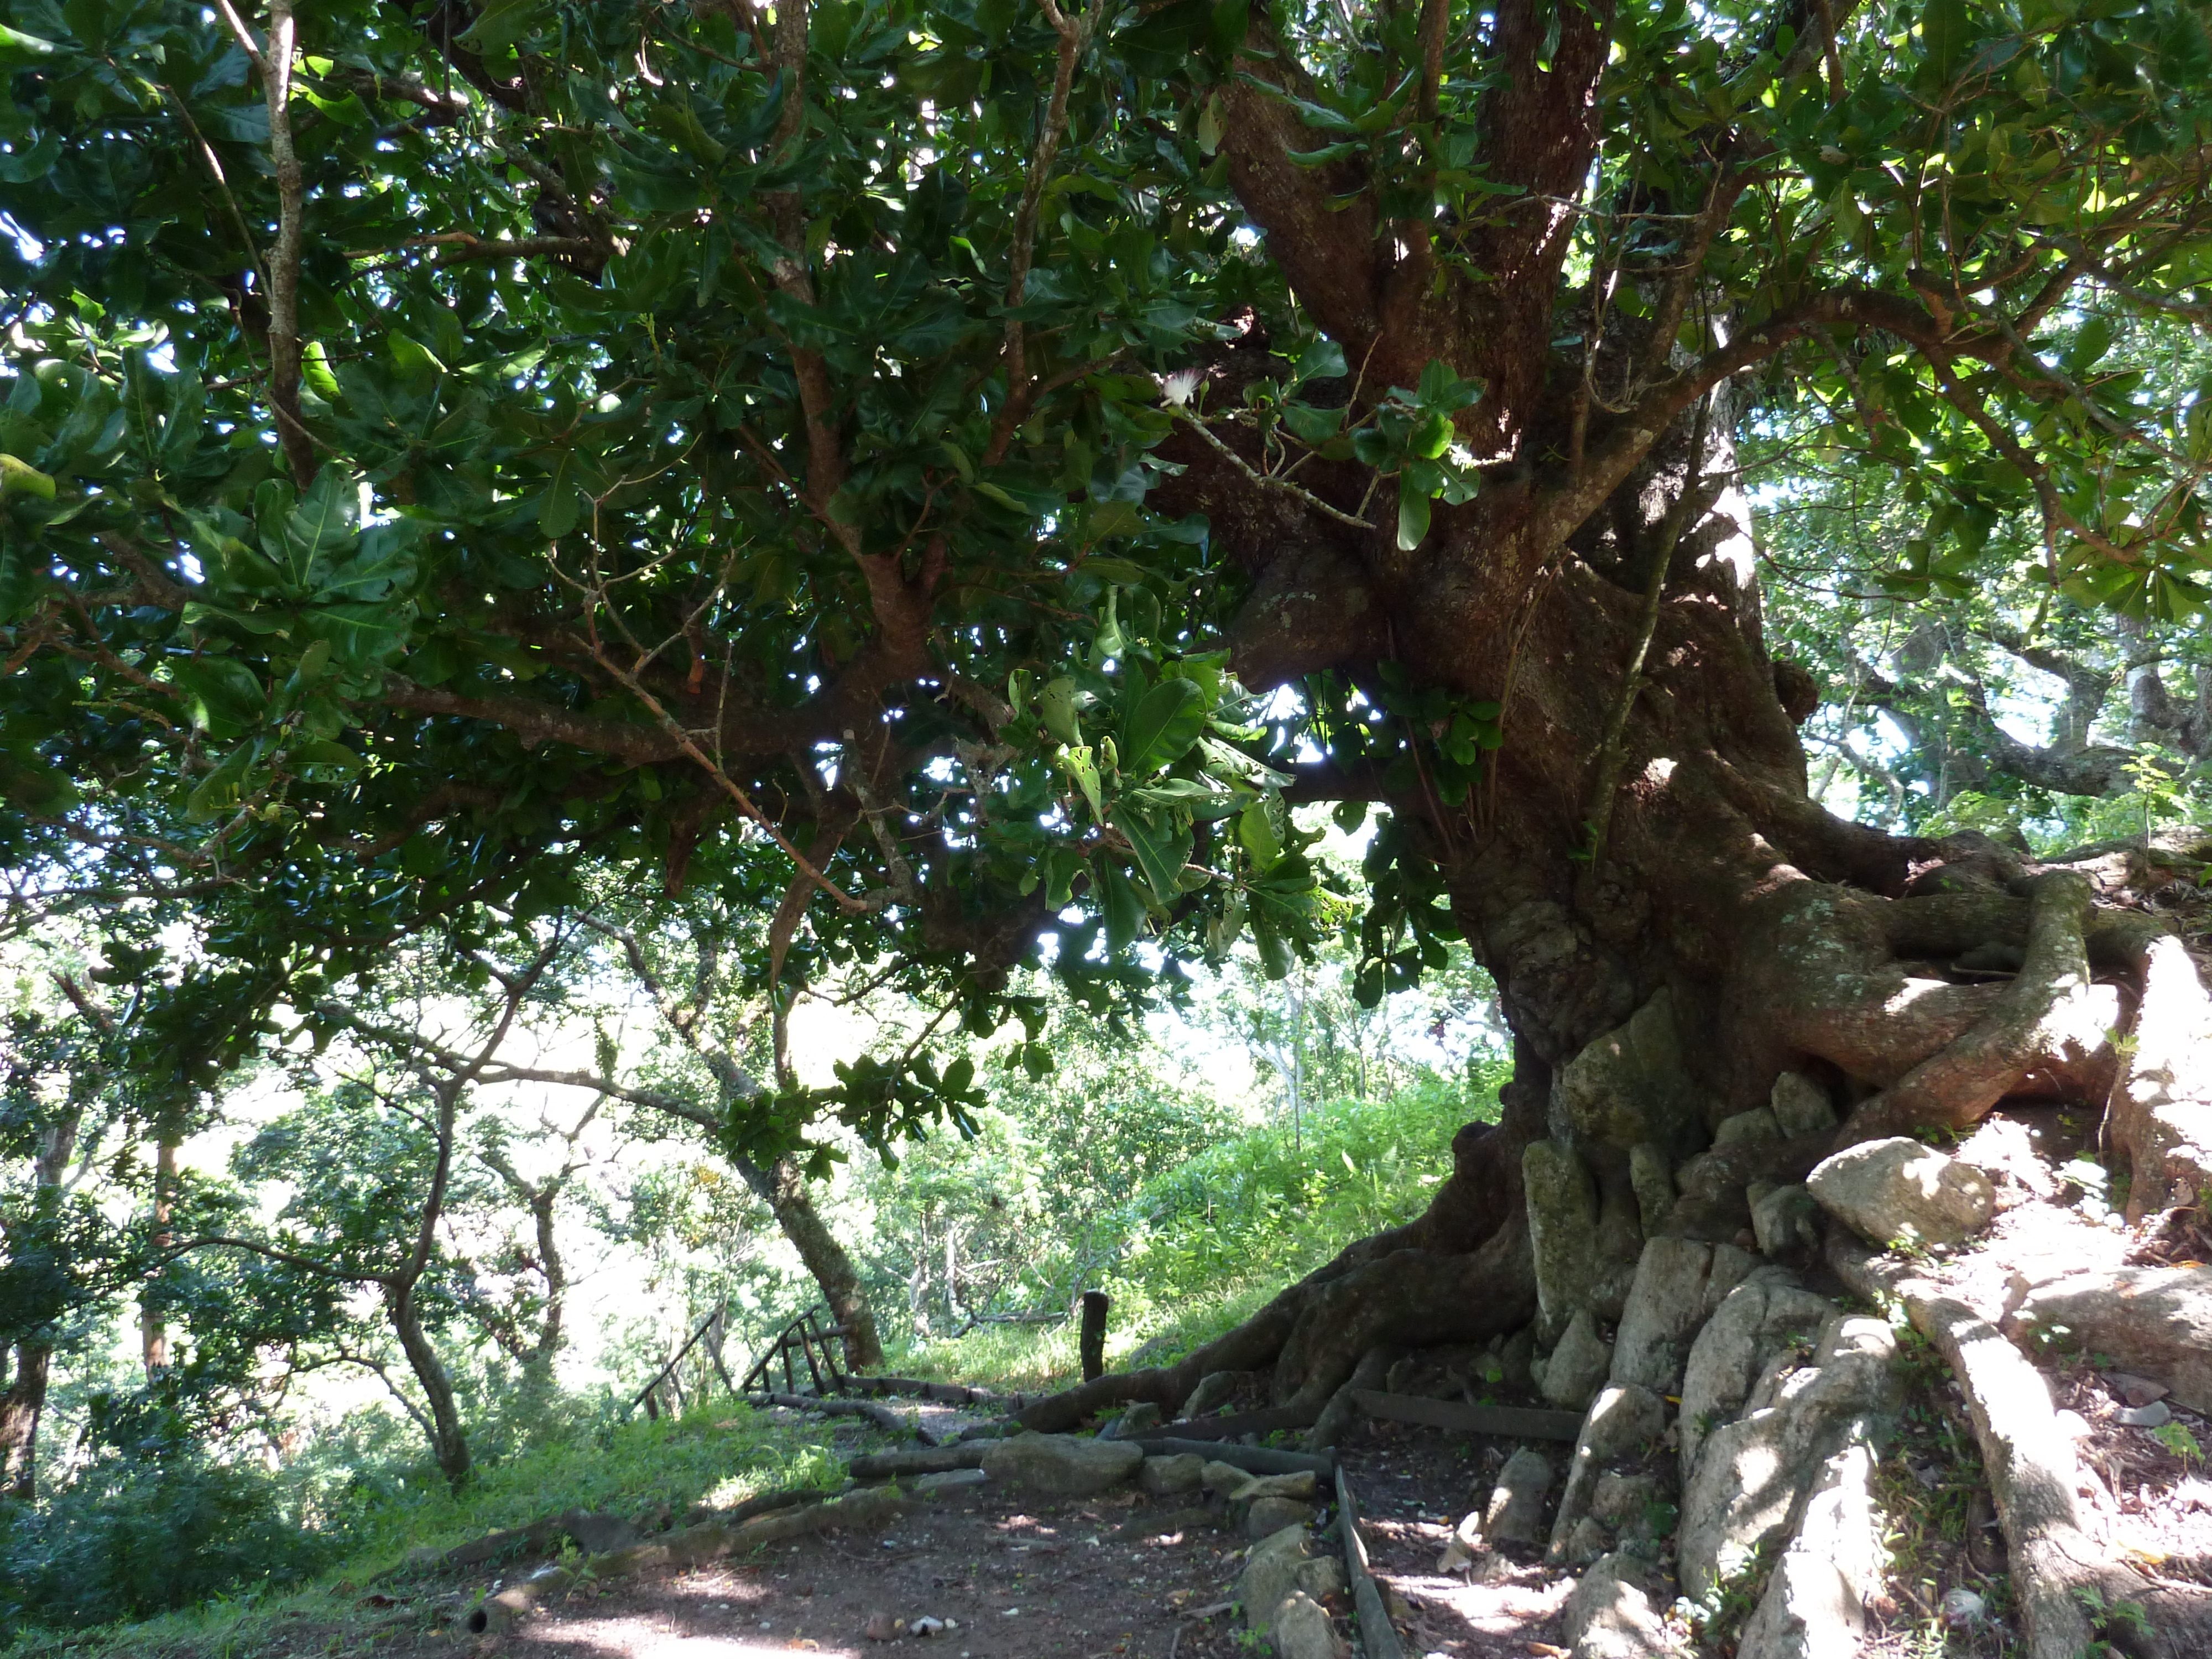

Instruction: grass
[1,1402,848,1659]
[890,1079,1495,1395]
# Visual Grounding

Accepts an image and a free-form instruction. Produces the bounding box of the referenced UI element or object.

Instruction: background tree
[4,0,2212,1454]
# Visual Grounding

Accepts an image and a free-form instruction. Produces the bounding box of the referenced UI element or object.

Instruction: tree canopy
[3,0,2211,1157]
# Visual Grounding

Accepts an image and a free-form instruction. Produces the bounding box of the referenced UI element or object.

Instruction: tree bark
[733,1153,885,1371]
[384,1280,472,1489]
[142,1135,177,1378]
[3,1107,84,1501]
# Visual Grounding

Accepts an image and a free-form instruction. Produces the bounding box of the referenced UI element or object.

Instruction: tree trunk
[734,1152,884,1371]
[527,1184,565,1375]
[2,1107,83,1500]
[1025,356,2174,1435]
[142,1135,177,1378]
[383,1280,472,1489]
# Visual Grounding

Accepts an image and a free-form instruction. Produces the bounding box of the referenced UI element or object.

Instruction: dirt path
[463,1420,1581,1659]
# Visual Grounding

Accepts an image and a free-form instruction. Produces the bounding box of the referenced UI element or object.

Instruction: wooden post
[1079,1290,1109,1381]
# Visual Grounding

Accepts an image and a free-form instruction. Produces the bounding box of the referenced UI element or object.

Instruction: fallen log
[1335,1467,1407,1659]
[1152,1404,1313,1443]
[1135,1436,1334,1477]
[752,1390,946,1444]
[845,1375,1024,1408]
[848,1444,989,1481]
[1348,1390,1584,1442]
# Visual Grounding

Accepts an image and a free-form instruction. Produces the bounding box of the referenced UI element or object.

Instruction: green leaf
[1119,677,1204,774]
[168,657,264,739]
[539,452,583,538]
[1239,800,1281,869]
[1921,0,1970,80]
[1118,808,1193,908]
[0,455,55,500]
[1396,489,1432,552]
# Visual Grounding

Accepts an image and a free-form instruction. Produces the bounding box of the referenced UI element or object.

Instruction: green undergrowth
[893,1077,1498,1395]
[0,1402,846,1659]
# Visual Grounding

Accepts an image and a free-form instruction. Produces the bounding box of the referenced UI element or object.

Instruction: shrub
[0,1445,337,1629]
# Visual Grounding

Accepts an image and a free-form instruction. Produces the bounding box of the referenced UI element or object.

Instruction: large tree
[4,0,2211,1433]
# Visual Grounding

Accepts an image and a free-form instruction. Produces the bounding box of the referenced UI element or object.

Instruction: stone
[1630,1143,1677,1235]
[1547,1385,1668,1564]
[1140,1453,1206,1495]
[1806,1137,1995,1248]
[1483,1448,1554,1550]
[1678,1315,1900,1600]
[911,1468,988,1496]
[1202,1459,1255,1495]
[1496,1325,1538,1394]
[561,1509,642,1554]
[1735,1441,1880,1659]
[1750,1185,1822,1269]
[2117,1401,2173,1428]
[1269,1590,1347,1659]
[1560,1553,1673,1659]
[1553,989,1707,1157]
[1677,1271,1837,1481]
[1527,1139,1605,1342]
[2109,1373,2170,1408]
[1247,1496,1318,1538]
[1769,1073,1838,1139]
[979,1433,1142,1496]
[1099,1401,1164,1440]
[1229,1469,1319,1504]
[1115,1505,1213,1541]
[1181,1371,1249,1418]
[2005,1264,2212,1415]
[1240,1526,1344,1629]
[1714,1107,1782,1147]
[1609,1238,1755,1394]
[1559,1515,1611,1566]
[1589,1472,1661,1530]
[1543,1311,1615,1412]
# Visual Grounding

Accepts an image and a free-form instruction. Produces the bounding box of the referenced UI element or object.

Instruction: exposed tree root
[1833,1237,2212,1659]
[1834,870,2104,1144]
[2106,933,2212,1227]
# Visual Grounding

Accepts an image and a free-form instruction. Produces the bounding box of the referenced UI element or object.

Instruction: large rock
[1526,1141,1640,1339]
[980,1433,1142,1496]
[1806,1136,1995,1248]
[1609,1238,1755,1394]
[1677,1315,1899,1600]
[1181,1371,1249,1417]
[1483,1448,1554,1550]
[1100,1401,1164,1440]
[1553,989,1707,1158]
[1678,1271,1837,1481]
[1141,1453,1205,1495]
[1269,1590,1347,1659]
[1630,1143,1677,1235]
[1240,1525,1345,1630]
[1541,1310,1615,1412]
[1547,1385,1668,1564]
[1735,1439,1881,1659]
[2005,1264,2212,1415]
[1561,1552,1675,1659]
[1714,1107,1781,1147]
[1768,1073,1838,1139]
[1750,1185,1821,1269]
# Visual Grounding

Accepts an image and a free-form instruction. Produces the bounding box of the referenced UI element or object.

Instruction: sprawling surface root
[1836,1238,2212,1659]
[2108,932,2212,1229]
[1834,870,2105,1143]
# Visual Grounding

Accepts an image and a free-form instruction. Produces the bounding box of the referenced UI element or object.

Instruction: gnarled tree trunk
[734,1152,885,1373]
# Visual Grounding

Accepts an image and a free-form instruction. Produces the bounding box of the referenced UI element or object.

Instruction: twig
[1172,410,1375,530]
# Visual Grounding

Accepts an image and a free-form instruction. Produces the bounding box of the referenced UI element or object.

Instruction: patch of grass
[1,1401,847,1659]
